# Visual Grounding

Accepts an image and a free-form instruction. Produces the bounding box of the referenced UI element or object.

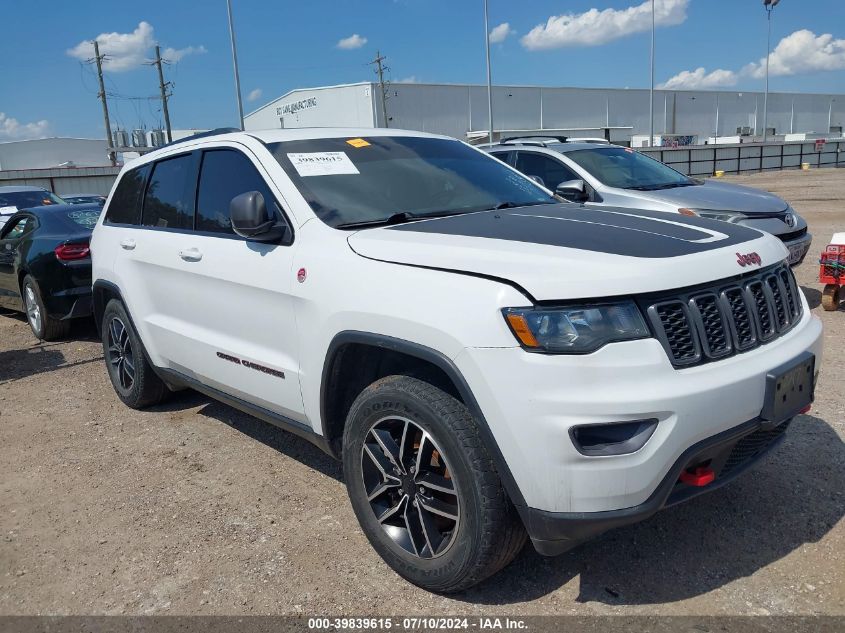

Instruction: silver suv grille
[643,264,803,368]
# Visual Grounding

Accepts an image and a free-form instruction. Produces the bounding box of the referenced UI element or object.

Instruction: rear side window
[105,166,148,225]
[196,149,279,235]
[141,154,195,229]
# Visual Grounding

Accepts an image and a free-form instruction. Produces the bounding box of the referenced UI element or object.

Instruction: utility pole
[152,45,173,143]
[648,0,655,147]
[483,0,494,145]
[226,0,245,130]
[371,51,390,127]
[762,0,780,142]
[92,40,116,166]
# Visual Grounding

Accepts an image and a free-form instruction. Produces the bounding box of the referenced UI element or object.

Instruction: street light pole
[483,0,494,145]
[226,0,245,130]
[649,0,655,148]
[762,0,780,142]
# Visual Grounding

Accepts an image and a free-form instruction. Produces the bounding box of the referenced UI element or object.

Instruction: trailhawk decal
[388,205,763,258]
[216,352,285,380]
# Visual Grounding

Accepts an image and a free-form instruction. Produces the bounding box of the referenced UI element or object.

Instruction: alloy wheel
[24,284,41,335]
[361,416,460,559]
[107,317,135,390]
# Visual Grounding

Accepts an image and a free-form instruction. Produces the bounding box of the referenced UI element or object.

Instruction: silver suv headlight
[503,301,650,353]
[680,208,748,223]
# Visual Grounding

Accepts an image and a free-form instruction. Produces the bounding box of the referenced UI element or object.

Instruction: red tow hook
[679,465,716,487]
[799,404,812,414]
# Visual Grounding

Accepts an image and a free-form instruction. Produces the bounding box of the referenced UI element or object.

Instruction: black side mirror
[230,191,288,243]
[555,179,588,202]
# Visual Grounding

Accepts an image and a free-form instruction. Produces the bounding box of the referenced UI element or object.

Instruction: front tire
[22,274,70,341]
[342,375,526,593]
[101,299,168,409]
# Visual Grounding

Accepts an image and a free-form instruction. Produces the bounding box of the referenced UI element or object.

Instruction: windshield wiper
[336,208,479,230]
[627,182,694,191]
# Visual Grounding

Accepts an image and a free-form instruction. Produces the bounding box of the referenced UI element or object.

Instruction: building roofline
[245,81,374,118]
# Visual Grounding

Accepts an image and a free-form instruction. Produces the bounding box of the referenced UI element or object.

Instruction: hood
[347,204,788,301]
[633,180,789,214]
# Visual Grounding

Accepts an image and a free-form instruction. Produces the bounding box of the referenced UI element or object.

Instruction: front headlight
[679,208,748,223]
[503,301,650,353]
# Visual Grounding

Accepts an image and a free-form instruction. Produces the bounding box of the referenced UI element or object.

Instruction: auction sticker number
[287,152,360,177]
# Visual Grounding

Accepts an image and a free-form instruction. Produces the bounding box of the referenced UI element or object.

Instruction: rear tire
[22,274,70,341]
[822,284,840,311]
[342,375,526,593]
[101,299,168,409]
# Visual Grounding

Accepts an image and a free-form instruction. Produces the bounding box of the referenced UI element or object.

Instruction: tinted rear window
[141,155,195,229]
[105,166,148,225]
[64,208,101,229]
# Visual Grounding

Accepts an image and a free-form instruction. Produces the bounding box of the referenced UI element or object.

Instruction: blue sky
[1,0,843,140]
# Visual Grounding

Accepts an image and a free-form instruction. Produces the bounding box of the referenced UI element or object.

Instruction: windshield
[565,147,694,190]
[268,136,554,228]
[0,190,65,209]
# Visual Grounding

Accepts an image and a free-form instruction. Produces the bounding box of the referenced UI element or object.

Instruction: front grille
[644,264,803,368]
[777,227,807,242]
[719,420,791,477]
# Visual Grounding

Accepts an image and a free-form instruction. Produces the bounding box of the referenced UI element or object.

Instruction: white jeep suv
[91,128,823,592]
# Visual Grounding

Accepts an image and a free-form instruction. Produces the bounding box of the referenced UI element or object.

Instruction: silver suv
[485,139,811,266]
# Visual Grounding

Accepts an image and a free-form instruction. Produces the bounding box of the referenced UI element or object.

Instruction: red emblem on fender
[736,252,762,267]
[297,267,307,283]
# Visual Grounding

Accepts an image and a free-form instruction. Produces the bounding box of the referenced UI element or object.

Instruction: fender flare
[320,330,527,508]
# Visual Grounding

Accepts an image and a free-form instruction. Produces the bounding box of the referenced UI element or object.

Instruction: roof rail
[155,127,241,151]
[498,135,568,146]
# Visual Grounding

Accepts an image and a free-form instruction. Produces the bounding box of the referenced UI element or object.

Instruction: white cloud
[742,29,845,78]
[521,0,688,50]
[162,45,207,63]
[659,67,738,90]
[337,34,368,50]
[397,76,419,83]
[247,88,263,102]
[67,21,205,72]
[660,29,845,90]
[489,23,514,44]
[0,113,50,141]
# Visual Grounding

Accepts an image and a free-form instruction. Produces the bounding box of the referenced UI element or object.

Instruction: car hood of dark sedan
[634,180,789,214]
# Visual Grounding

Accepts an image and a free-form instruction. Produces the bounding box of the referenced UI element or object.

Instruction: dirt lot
[1,169,843,616]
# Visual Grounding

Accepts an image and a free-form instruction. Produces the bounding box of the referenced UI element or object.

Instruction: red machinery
[820,232,845,311]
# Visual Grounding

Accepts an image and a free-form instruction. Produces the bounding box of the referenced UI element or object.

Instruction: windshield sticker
[0,206,18,215]
[287,152,360,177]
[346,138,371,148]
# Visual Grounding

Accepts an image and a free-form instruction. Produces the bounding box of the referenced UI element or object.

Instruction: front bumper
[454,306,823,518]
[524,415,793,555]
[782,231,812,266]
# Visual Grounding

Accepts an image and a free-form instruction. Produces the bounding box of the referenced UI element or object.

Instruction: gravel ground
[0,169,843,616]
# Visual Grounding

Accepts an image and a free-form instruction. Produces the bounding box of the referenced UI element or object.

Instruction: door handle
[120,239,136,250]
[179,247,203,262]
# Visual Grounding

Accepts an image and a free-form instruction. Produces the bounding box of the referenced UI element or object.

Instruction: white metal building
[0,137,110,171]
[245,82,845,144]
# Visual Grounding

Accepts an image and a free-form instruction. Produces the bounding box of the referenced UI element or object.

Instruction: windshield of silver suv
[566,146,696,191]
[268,136,555,228]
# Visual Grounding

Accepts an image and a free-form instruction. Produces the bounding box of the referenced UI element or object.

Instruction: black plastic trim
[524,416,789,556]
[320,330,528,508]
[568,419,659,457]
[155,367,331,454]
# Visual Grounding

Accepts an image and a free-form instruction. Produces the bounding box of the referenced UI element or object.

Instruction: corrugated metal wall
[247,82,844,143]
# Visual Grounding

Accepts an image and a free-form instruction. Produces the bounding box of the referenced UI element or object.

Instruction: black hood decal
[388,204,762,258]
